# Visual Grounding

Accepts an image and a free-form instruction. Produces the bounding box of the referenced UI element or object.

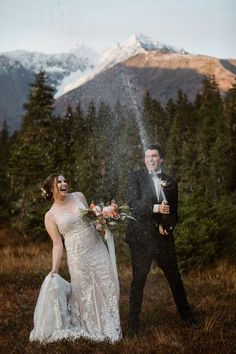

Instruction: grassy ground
[0,226,236,354]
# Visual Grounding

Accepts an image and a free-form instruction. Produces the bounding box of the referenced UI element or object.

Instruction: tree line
[0,70,235,271]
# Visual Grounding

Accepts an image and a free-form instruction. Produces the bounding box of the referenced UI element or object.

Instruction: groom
[125,144,196,335]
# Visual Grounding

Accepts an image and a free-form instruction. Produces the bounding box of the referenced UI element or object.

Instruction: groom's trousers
[128,235,191,329]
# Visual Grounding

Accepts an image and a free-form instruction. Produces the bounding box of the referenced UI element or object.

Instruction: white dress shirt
[149,169,162,213]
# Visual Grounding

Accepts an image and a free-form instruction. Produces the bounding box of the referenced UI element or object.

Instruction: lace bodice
[50,193,101,257]
[50,193,89,237]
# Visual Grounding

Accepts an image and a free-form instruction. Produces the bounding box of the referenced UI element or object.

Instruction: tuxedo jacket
[125,168,178,245]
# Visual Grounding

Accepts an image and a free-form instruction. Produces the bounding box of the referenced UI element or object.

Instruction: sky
[0,0,235,58]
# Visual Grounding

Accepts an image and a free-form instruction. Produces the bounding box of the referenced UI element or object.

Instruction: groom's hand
[159,202,170,214]
[159,225,169,235]
[153,202,170,214]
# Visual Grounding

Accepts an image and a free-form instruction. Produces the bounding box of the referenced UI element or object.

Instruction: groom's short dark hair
[145,144,165,158]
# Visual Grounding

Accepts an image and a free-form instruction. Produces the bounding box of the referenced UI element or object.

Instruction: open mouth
[60,187,67,192]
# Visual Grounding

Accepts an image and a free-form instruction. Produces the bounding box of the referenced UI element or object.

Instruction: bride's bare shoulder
[71,192,88,207]
[44,208,56,223]
[72,191,85,200]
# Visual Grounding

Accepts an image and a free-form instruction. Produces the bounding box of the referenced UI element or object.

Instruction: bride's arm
[44,212,64,276]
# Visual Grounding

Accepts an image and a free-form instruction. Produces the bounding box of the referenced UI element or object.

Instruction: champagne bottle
[160,200,170,232]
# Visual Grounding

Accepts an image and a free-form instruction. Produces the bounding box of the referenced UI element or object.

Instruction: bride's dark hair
[41,173,65,201]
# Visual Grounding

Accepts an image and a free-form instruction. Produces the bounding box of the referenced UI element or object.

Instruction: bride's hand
[48,270,58,277]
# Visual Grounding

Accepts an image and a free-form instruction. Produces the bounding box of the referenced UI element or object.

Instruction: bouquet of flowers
[80,200,134,238]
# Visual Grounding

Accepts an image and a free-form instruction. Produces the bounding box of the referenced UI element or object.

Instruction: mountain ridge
[55,51,236,116]
[0,34,235,132]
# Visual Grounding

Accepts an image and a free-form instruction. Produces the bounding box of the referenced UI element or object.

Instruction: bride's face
[52,175,68,198]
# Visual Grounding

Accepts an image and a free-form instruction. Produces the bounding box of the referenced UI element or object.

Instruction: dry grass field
[0,226,236,354]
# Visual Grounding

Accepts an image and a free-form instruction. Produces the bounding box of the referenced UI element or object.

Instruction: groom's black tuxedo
[126,168,191,331]
[125,168,178,244]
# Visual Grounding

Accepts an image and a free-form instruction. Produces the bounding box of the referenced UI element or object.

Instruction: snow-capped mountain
[1,45,99,89]
[0,45,99,131]
[60,34,187,95]
[1,33,235,132]
[55,34,236,117]
[124,34,187,53]
[0,34,186,99]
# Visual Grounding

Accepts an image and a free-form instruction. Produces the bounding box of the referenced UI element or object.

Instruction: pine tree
[224,80,236,192]
[194,76,225,198]
[174,77,236,271]
[72,102,89,192]
[57,104,80,185]
[165,90,192,181]
[71,101,103,202]
[143,91,169,149]
[23,69,55,128]
[96,101,114,201]
[0,121,10,220]
[8,69,57,234]
[115,105,143,201]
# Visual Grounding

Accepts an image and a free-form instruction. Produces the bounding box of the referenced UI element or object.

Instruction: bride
[30,173,121,343]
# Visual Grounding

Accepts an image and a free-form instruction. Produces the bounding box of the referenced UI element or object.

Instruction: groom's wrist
[153,204,160,213]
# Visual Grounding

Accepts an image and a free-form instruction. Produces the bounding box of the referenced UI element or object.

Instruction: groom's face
[145,149,163,172]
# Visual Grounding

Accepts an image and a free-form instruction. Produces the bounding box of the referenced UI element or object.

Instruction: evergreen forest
[1,70,236,272]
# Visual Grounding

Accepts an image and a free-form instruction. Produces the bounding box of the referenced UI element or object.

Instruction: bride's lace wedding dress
[30,193,121,343]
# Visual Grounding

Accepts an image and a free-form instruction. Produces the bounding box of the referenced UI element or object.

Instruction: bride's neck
[53,194,69,206]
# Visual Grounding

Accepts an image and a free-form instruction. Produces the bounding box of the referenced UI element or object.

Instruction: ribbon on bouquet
[104,228,120,298]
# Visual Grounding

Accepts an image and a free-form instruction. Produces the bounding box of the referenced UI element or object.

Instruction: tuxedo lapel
[160,173,172,201]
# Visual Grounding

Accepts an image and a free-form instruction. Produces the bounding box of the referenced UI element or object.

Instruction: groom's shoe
[127,326,139,338]
[183,316,199,328]
[127,319,140,338]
